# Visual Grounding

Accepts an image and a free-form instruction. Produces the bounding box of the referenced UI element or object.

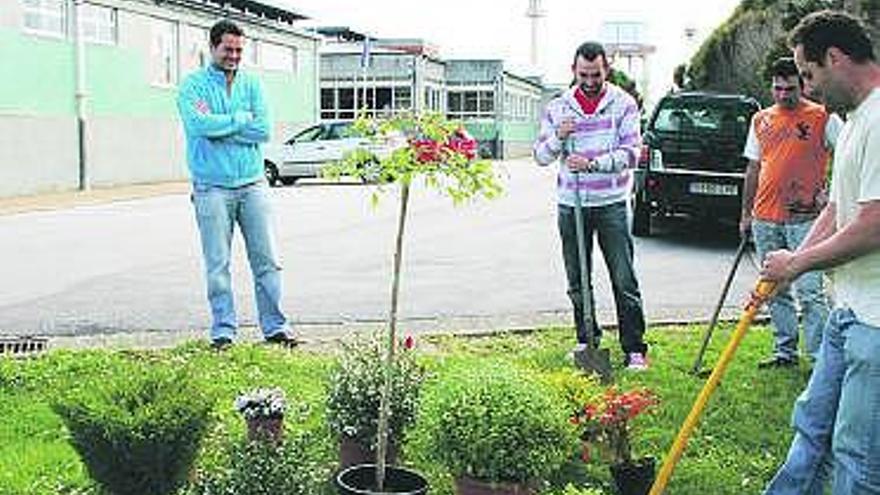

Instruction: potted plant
[235,387,286,445]
[324,111,502,494]
[326,332,425,469]
[416,361,577,495]
[571,387,659,495]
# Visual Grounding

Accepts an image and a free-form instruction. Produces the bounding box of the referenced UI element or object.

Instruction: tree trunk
[375,182,410,490]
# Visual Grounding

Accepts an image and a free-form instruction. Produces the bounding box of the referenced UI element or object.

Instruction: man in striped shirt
[534,41,648,370]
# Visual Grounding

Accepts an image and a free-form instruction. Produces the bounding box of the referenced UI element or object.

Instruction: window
[149,18,178,86]
[22,0,65,37]
[447,89,494,120]
[181,25,208,72]
[478,91,494,113]
[244,38,259,68]
[262,42,295,73]
[393,87,411,111]
[320,84,412,120]
[424,86,442,112]
[78,3,116,44]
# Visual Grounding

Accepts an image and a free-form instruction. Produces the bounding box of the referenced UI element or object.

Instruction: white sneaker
[627,352,648,371]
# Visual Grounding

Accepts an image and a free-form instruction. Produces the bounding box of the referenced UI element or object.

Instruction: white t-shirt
[828,88,880,326]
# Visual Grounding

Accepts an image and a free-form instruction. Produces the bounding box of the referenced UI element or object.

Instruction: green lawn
[0,324,810,495]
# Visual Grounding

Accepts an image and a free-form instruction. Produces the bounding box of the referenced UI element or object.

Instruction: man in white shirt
[762,10,880,494]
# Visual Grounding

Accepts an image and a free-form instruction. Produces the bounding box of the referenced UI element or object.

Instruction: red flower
[444,128,477,160]
[573,387,658,465]
[403,335,415,350]
[412,138,442,164]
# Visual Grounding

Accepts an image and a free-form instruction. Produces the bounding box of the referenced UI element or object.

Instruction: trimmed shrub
[326,333,425,449]
[415,361,577,484]
[187,431,331,495]
[52,364,213,495]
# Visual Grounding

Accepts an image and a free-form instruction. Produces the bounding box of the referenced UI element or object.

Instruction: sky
[286,0,743,106]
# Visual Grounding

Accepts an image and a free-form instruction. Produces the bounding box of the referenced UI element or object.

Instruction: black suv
[632,92,761,236]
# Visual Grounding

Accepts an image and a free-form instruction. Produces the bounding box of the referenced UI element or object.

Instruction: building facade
[317,31,543,160]
[0,0,319,197]
[445,59,542,159]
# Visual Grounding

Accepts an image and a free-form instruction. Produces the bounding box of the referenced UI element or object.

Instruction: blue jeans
[557,201,646,354]
[192,181,289,341]
[764,308,880,494]
[753,219,829,360]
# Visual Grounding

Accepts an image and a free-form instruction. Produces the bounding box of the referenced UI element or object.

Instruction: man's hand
[761,249,799,286]
[557,118,576,141]
[565,155,595,172]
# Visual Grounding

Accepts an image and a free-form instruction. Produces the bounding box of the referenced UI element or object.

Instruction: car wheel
[632,194,651,237]
[265,161,280,187]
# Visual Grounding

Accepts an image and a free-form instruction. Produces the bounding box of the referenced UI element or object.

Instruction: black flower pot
[610,457,655,495]
[336,464,428,495]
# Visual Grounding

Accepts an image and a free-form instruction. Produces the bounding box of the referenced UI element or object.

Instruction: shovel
[571,170,613,383]
[690,236,749,376]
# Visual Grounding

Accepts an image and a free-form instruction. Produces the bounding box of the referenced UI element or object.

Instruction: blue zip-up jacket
[177,64,271,187]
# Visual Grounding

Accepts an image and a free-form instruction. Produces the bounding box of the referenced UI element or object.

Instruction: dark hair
[572,41,608,66]
[770,57,800,79]
[788,10,874,64]
[210,20,244,47]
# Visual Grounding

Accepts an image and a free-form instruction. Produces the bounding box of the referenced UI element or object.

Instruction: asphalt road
[0,159,760,347]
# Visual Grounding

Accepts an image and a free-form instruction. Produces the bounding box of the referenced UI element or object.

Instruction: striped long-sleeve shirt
[533,83,642,207]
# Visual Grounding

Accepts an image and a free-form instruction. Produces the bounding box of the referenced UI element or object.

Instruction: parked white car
[263,121,396,186]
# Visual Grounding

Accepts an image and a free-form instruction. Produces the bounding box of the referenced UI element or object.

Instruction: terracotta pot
[339,436,399,469]
[246,416,284,444]
[454,475,535,495]
[610,457,656,495]
[335,464,428,495]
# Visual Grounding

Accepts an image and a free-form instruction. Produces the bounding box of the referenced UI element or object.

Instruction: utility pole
[72,0,90,191]
[526,0,546,73]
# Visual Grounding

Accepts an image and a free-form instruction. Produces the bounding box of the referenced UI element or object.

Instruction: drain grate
[0,336,49,357]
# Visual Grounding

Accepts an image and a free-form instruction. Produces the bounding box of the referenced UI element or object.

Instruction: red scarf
[574,86,605,115]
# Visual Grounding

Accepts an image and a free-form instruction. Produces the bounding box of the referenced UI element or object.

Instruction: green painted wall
[501,121,539,142]
[0,28,75,115]
[1,27,316,124]
[461,120,498,140]
[263,49,317,124]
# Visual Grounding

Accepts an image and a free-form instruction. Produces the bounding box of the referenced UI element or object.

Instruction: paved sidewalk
[0,181,189,216]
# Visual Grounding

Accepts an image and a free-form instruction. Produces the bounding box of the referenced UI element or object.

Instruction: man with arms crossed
[177,20,296,349]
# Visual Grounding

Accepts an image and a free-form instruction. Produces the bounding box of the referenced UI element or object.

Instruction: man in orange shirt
[741,57,842,368]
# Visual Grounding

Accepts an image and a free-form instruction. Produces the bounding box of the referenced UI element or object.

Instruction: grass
[0,323,810,495]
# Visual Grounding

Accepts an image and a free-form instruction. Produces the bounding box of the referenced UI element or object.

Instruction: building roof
[166,0,309,24]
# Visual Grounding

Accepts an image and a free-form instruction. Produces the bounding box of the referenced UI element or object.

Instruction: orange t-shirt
[751,101,831,223]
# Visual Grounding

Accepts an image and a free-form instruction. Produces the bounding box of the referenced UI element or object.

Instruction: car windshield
[292,126,324,142]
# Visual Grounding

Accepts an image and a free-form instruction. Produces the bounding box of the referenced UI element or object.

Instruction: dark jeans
[558,201,647,354]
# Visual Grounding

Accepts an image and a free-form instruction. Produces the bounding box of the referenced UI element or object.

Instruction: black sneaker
[757,356,798,369]
[265,332,299,348]
[211,337,233,351]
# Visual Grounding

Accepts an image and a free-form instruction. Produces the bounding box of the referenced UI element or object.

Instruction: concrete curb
[39,307,769,352]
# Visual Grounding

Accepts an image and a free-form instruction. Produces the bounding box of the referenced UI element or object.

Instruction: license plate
[688,182,738,196]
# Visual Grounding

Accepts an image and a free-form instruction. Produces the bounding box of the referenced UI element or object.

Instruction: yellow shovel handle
[649,279,776,495]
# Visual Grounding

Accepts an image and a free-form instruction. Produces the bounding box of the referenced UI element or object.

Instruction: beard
[579,82,603,97]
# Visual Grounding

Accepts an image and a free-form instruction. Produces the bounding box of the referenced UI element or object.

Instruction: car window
[289,126,324,144]
[652,99,753,137]
[326,123,359,140]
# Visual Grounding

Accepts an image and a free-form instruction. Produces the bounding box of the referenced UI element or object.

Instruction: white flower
[235,387,287,419]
